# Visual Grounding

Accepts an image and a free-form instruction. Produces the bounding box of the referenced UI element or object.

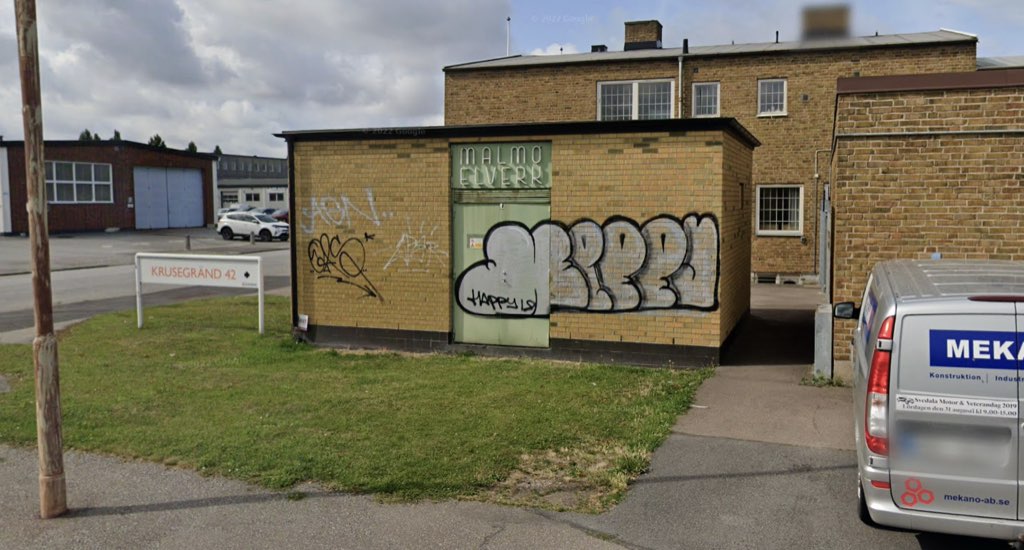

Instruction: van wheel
[858,481,877,527]
[220,227,233,240]
[259,229,272,242]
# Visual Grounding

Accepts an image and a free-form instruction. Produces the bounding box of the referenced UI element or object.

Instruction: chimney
[624,20,662,50]
[802,4,850,40]
[591,44,608,53]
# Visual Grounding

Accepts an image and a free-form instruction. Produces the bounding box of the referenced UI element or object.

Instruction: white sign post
[135,253,264,334]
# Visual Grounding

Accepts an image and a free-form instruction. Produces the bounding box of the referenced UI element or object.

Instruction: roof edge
[275,118,760,149]
[0,139,218,160]
[445,30,977,72]
[837,68,1024,95]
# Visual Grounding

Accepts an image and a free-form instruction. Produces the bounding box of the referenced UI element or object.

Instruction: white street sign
[135,253,264,333]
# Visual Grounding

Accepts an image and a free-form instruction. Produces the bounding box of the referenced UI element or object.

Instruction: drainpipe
[678,39,688,118]
[812,148,831,275]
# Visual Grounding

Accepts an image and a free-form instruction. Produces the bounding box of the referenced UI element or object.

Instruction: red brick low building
[0,140,217,234]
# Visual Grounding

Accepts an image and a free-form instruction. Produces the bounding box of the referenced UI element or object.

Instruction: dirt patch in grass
[479,443,650,513]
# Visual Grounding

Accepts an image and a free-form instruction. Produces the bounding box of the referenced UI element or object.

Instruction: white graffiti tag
[456,214,720,317]
[300,188,392,234]
[383,220,449,273]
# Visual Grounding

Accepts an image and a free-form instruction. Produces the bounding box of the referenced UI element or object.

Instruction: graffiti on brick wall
[300,188,393,235]
[308,233,384,302]
[455,213,719,317]
[383,219,449,273]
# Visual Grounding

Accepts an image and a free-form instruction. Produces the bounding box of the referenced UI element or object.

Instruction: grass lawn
[0,296,710,512]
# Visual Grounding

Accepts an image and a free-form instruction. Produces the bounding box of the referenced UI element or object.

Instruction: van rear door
[890,300,1018,519]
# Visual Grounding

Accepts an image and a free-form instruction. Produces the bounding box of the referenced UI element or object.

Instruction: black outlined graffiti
[308,233,384,302]
[455,213,719,317]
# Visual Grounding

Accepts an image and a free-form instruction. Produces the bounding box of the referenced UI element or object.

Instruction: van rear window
[862,291,878,348]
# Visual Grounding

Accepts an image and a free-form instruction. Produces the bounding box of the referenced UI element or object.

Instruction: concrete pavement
[0,284,1011,548]
[0,447,617,550]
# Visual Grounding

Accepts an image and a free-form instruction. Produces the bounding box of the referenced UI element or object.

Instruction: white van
[835,260,1024,541]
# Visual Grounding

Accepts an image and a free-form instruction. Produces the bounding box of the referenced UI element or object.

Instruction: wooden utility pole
[14,0,67,519]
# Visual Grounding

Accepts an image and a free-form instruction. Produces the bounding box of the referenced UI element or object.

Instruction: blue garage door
[133,167,204,230]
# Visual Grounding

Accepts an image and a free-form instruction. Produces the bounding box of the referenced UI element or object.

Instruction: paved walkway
[0,286,1007,548]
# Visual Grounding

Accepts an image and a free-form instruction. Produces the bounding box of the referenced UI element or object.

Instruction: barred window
[45,161,113,204]
[692,82,720,117]
[598,80,673,120]
[756,185,802,236]
[758,79,787,116]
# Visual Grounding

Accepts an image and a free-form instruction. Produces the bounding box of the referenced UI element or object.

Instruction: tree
[78,129,93,141]
[92,132,102,141]
[147,134,166,148]
[111,129,122,141]
[186,141,198,153]
[213,145,223,155]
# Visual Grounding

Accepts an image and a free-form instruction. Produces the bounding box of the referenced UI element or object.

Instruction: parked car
[216,212,289,241]
[216,206,239,217]
[834,259,1024,542]
[271,209,289,223]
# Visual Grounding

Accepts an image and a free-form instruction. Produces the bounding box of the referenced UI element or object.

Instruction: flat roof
[837,68,1024,94]
[275,118,760,149]
[978,56,1024,70]
[0,139,218,160]
[444,29,976,71]
[217,177,288,188]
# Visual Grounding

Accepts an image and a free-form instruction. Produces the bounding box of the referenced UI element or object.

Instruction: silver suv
[835,260,1024,542]
[216,212,289,241]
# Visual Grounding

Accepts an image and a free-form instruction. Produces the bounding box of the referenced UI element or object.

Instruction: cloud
[0,0,509,156]
[529,42,580,55]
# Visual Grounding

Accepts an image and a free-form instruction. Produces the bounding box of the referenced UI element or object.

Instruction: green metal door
[452,201,550,347]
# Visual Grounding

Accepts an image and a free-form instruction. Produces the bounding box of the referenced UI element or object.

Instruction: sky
[0,0,1018,158]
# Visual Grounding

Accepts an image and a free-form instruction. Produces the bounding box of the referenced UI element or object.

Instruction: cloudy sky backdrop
[0,0,1018,157]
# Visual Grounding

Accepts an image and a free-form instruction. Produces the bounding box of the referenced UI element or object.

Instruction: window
[756,185,803,236]
[245,192,261,202]
[598,80,674,121]
[758,79,787,116]
[268,192,285,202]
[45,161,113,204]
[692,82,720,117]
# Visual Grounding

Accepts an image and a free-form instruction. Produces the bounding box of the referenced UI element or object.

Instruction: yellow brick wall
[719,132,754,342]
[293,128,753,354]
[831,85,1024,360]
[293,139,452,333]
[445,42,977,276]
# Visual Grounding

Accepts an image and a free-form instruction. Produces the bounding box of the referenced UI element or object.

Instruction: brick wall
[291,125,754,361]
[6,142,215,233]
[445,42,977,276]
[831,83,1024,360]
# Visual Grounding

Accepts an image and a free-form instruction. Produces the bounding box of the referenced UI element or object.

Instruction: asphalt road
[0,230,291,343]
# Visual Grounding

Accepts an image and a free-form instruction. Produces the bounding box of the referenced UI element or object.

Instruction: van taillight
[866,315,894,456]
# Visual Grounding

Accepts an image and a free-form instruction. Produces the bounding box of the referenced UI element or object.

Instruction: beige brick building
[280,119,757,366]
[444,21,977,279]
[830,69,1024,364]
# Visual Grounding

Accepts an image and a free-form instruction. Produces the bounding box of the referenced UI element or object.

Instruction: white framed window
[45,161,113,204]
[692,82,720,117]
[758,78,787,116]
[756,185,803,236]
[268,192,284,202]
[597,79,674,121]
[245,192,261,202]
